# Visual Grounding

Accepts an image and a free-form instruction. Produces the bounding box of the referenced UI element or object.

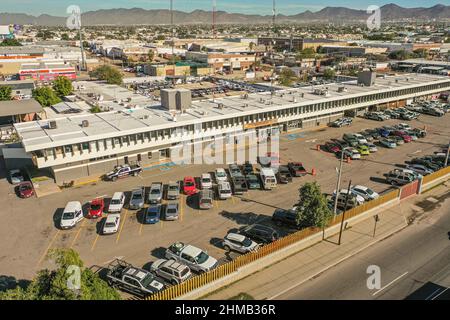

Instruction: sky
[1,0,449,16]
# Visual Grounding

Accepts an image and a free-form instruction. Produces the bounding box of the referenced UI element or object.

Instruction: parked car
[356,145,370,156]
[410,158,441,171]
[109,192,126,213]
[199,189,214,210]
[242,161,254,175]
[323,142,341,153]
[337,148,361,160]
[167,181,180,200]
[151,259,192,285]
[246,174,261,190]
[386,170,416,186]
[384,109,400,119]
[164,202,180,221]
[17,181,34,199]
[129,187,145,210]
[288,162,307,177]
[272,208,304,230]
[392,131,412,143]
[60,201,84,230]
[105,164,142,182]
[379,138,397,149]
[223,233,260,254]
[106,259,164,297]
[406,164,434,176]
[276,166,293,184]
[228,164,242,176]
[103,214,121,234]
[391,136,405,145]
[165,242,218,273]
[365,112,384,121]
[333,189,365,205]
[144,205,161,224]
[88,198,104,218]
[218,181,232,200]
[200,173,213,189]
[376,128,390,138]
[240,224,279,244]
[183,176,197,196]
[9,169,24,185]
[353,133,368,144]
[364,129,381,140]
[362,142,378,153]
[351,185,379,201]
[215,168,228,183]
[148,182,163,204]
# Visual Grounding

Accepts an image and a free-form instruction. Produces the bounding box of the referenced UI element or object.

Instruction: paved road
[275,189,450,300]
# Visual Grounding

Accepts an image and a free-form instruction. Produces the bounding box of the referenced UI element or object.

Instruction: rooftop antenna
[171,0,176,85]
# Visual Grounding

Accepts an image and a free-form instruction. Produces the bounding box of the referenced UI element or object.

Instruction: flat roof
[0,99,43,117]
[0,46,45,55]
[14,73,450,152]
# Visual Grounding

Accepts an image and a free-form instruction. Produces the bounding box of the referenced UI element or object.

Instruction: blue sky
[2,0,449,16]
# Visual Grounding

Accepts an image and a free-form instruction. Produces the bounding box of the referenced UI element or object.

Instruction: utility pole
[338,180,352,245]
[170,0,176,85]
[333,147,347,215]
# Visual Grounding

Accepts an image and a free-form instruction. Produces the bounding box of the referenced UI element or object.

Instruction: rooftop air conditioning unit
[48,121,57,129]
[81,120,89,128]
[217,103,224,109]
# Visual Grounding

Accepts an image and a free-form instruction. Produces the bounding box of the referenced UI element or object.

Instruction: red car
[88,198,105,218]
[183,176,197,196]
[288,162,308,177]
[392,131,412,143]
[18,181,34,198]
[324,142,341,154]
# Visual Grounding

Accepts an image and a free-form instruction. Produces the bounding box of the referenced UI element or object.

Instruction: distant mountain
[0,4,449,26]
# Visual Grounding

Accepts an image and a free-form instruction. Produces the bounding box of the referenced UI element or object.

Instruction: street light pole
[338,180,352,245]
[445,140,450,167]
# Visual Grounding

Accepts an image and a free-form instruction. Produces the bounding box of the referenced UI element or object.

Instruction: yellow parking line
[37,230,60,267]
[139,222,144,235]
[232,197,236,205]
[160,220,164,229]
[215,200,220,209]
[91,234,100,251]
[116,209,129,244]
[180,196,185,222]
[69,220,86,249]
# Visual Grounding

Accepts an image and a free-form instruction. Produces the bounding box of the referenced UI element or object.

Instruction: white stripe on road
[372,271,409,296]
[430,287,449,300]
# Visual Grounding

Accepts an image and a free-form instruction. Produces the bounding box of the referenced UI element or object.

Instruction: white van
[260,168,277,190]
[60,201,84,230]
[109,192,126,213]
[218,181,232,200]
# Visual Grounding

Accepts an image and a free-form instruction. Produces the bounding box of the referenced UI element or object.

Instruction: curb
[267,221,409,300]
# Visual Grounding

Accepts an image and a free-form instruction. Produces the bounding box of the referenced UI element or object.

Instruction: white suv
[200,173,213,189]
[109,192,126,213]
[102,214,121,235]
[215,168,228,183]
[218,181,232,200]
[60,201,84,230]
[223,233,260,254]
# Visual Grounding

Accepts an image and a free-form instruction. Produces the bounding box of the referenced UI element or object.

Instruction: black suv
[242,161,254,175]
[240,224,279,244]
[272,209,306,230]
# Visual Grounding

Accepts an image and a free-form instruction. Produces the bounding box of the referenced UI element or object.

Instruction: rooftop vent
[81,120,89,128]
[48,121,57,129]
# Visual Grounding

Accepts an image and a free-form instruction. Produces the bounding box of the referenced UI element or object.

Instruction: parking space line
[160,221,164,229]
[37,230,60,267]
[231,197,236,205]
[116,209,129,244]
[139,222,144,235]
[180,196,185,222]
[91,234,100,251]
[69,220,86,249]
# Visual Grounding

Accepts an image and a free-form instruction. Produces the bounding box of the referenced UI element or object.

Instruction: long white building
[13,73,450,185]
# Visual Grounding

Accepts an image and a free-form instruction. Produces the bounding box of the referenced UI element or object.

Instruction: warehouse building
[12,73,450,185]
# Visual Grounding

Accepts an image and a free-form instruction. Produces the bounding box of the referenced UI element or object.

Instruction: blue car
[144,205,161,224]
[377,128,390,138]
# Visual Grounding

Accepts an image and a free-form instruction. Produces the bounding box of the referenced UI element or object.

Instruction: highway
[275,189,450,300]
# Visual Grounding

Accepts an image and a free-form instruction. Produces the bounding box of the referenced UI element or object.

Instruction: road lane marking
[116,209,129,244]
[69,219,86,249]
[431,288,449,300]
[231,197,236,205]
[180,196,185,222]
[91,234,100,251]
[37,230,60,267]
[139,222,144,235]
[372,272,409,296]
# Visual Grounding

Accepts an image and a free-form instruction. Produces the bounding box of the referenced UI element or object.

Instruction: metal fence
[147,189,400,300]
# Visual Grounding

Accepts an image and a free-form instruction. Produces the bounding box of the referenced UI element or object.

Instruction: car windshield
[147,210,158,217]
[105,222,116,228]
[63,212,75,220]
[91,204,102,210]
[151,189,160,194]
[12,172,22,178]
[195,251,209,264]
[202,178,211,183]
[111,199,121,205]
[132,193,142,199]
[217,172,226,177]
[185,181,194,187]
[167,208,177,214]
[366,189,374,195]
[169,185,178,190]
[242,237,253,247]
[141,273,156,288]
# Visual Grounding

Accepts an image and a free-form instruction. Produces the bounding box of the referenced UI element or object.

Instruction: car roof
[65,201,81,212]
[105,214,120,222]
[226,233,247,242]
[219,181,231,188]
[147,205,161,212]
[202,173,212,178]
[184,176,194,181]
[353,185,369,191]
[112,192,124,199]
[183,245,202,257]
[163,259,189,272]
[166,202,179,208]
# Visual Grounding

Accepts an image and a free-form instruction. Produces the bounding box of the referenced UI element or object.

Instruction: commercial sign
[244,119,278,130]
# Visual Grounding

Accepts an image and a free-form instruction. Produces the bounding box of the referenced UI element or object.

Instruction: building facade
[13,74,450,185]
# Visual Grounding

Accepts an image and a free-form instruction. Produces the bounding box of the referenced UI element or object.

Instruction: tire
[224,245,231,252]
[171,279,179,286]
[112,176,117,182]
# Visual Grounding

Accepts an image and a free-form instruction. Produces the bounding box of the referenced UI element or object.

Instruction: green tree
[388,50,412,60]
[413,48,429,59]
[53,76,73,97]
[0,86,12,101]
[0,249,121,300]
[294,182,333,229]
[278,68,297,86]
[32,87,62,107]
[0,38,22,47]
[323,68,336,79]
[89,65,123,85]
[296,47,316,60]
[61,33,70,41]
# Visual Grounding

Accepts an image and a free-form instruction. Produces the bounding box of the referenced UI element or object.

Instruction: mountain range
[0,4,449,26]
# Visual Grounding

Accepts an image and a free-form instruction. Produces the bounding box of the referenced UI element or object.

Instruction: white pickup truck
[164,242,218,273]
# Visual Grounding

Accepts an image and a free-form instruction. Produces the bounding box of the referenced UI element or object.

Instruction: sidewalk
[203,194,426,300]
